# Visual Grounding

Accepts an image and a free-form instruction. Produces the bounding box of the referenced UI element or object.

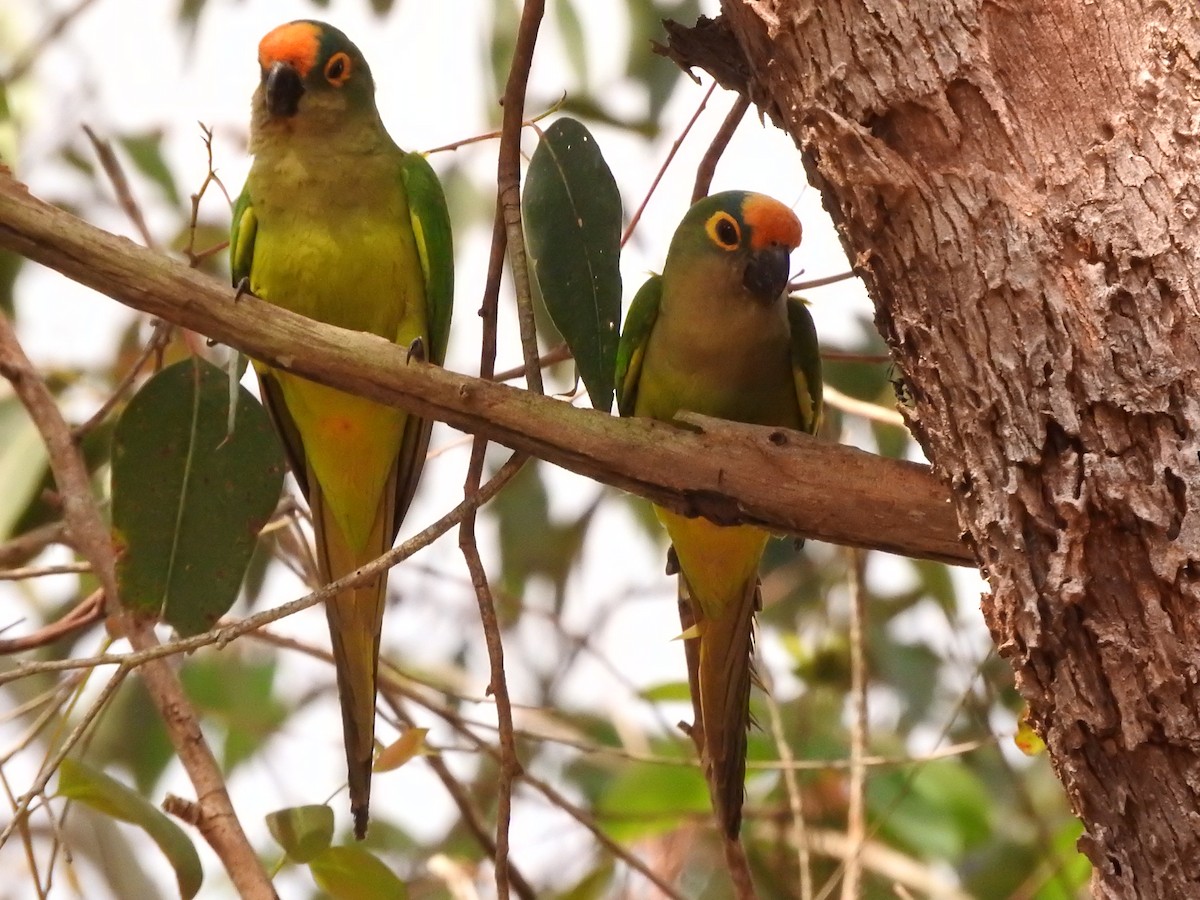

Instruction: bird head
[669,191,802,305]
[253,20,377,131]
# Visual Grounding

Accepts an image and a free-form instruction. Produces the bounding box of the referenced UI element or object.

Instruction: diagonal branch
[0,172,973,568]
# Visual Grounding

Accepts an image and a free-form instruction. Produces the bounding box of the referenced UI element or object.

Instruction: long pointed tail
[311,481,390,840]
[684,574,760,839]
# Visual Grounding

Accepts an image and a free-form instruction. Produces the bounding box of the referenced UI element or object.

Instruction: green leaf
[0,396,49,541]
[117,131,182,207]
[57,758,203,899]
[308,846,408,899]
[111,357,286,635]
[638,680,692,703]
[597,758,709,842]
[523,117,623,413]
[266,805,335,864]
[181,655,287,771]
[553,0,588,89]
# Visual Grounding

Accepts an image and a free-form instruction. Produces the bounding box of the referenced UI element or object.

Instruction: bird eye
[705,212,741,250]
[324,52,352,86]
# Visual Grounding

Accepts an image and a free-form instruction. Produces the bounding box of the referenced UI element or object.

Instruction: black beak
[742,244,791,302]
[264,61,305,118]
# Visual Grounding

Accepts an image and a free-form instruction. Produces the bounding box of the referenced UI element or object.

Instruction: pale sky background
[1,1,997,896]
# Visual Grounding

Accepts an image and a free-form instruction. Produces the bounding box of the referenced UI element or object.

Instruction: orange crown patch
[742,195,802,250]
[258,21,322,77]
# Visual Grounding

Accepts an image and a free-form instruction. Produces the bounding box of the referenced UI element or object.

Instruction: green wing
[229,187,313,496]
[399,151,454,366]
[614,274,662,417]
[787,296,823,435]
[229,187,257,288]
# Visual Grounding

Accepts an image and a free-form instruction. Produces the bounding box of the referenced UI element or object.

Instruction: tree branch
[0,171,972,567]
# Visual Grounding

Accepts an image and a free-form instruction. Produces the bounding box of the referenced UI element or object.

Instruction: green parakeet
[615,191,821,838]
[230,20,453,839]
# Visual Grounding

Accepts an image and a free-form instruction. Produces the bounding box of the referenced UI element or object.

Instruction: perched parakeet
[230,20,453,839]
[615,191,821,838]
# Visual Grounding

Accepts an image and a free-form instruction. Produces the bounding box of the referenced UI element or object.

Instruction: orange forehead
[742,195,802,250]
[258,22,322,77]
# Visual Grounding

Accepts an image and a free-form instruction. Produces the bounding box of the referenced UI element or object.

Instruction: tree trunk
[711,1,1200,896]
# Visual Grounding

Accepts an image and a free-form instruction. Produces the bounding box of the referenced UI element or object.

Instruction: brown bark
[706,1,1200,895]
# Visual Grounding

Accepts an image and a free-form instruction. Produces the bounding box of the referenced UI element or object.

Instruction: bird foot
[406,336,426,363]
[232,276,257,302]
[665,545,680,576]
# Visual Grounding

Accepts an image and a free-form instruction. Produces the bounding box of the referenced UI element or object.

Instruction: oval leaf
[266,804,335,863]
[57,757,203,899]
[309,846,408,900]
[0,395,49,541]
[523,116,622,412]
[111,357,286,635]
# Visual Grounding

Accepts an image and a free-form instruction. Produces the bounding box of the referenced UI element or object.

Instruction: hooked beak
[742,244,792,302]
[264,61,305,118]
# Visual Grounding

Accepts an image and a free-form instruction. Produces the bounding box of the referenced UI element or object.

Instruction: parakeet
[615,191,821,838]
[230,20,453,839]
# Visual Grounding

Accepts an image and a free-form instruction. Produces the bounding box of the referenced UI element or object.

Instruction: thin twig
[0,310,278,898]
[692,94,751,203]
[491,342,571,383]
[422,100,565,155]
[763,685,813,899]
[842,549,868,900]
[459,445,526,900]
[0,521,69,569]
[0,562,90,581]
[323,648,536,900]
[183,123,233,267]
[791,270,858,292]
[622,81,717,247]
[81,126,156,251]
[71,319,173,440]
[0,589,103,654]
[0,453,523,688]
[0,666,129,850]
[496,0,546,396]
[822,385,907,428]
[378,665,687,900]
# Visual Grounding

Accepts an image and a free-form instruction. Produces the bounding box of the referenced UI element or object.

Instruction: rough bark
[706,1,1200,895]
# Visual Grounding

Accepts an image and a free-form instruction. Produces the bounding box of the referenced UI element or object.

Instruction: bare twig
[377,668,536,899]
[0,588,103,654]
[423,100,564,155]
[791,270,859,292]
[0,562,90,581]
[822,385,907,428]
[183,123,233,267]
[491,342,571,383]
[0,521,69,569]
[81,126,156,251]
[0,310,278,898]
[496,0,546,396]
[377,666,687,900]
[692,94,751,203]
[763,685,813,899]
[622,81,717,247]
[842,550,868,900]
[71,319,173,440]
[0,452,523,690]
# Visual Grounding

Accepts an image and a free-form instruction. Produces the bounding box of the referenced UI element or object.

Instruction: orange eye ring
[705,212,741,250]
[324,52,352,86]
